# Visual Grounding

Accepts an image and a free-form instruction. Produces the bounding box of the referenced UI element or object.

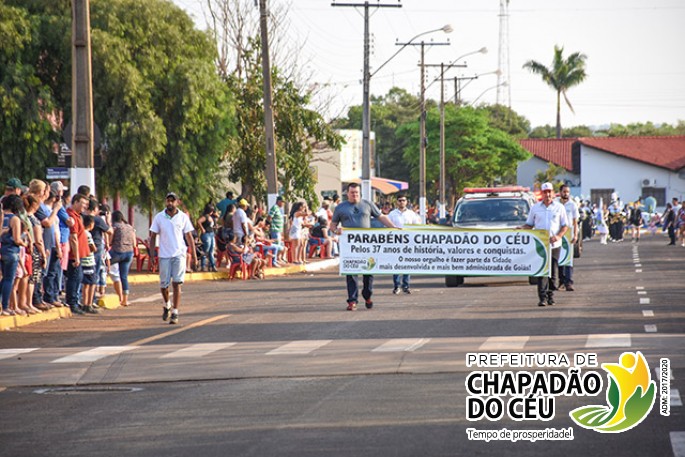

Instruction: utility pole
[425,62,467,222]
[258,0,278,209]
[398,40,449,223]
[332,1,402,201]
[71,0,95,193]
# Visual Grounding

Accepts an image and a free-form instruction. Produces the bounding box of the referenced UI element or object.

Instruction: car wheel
[445,275,464,287]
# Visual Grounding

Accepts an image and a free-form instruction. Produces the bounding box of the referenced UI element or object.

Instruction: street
[0,235,683,457]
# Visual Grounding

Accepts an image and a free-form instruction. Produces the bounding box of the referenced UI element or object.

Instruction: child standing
[80,214,99,314]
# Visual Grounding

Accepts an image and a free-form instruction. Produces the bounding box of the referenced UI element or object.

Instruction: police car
[446,186,538,287]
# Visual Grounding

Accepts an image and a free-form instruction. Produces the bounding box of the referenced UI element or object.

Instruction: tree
[534,162,567,189]
[397,104,530,208]
[523,45,588,139]
[0,2,62,183]
[478,104,531,138]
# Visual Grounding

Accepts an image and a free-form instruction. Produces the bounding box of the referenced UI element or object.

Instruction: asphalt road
[0,234,683,457]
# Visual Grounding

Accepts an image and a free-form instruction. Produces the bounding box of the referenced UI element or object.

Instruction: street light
[360,24,452,204]
[469,81,508,106]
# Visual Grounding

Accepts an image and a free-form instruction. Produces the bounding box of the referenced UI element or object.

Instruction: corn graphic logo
[363,257,376,271]
[570,351,656,433]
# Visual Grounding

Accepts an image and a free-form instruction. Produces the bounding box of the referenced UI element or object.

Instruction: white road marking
[372,338,431,352]
[52,346,137,364]
[636,286,645,290]
[644,324,658,333]
[128,315,231,346]
[635,269,642,273]
[266,340,332,355]
[672,432,685,457]
[640,298,651,305]
[0,348,39,361]
[161,343,236,359]
[672,389,683,407]
[642,310,654,317]
[478,336,529,351]
[635,263,642,267]
[655,367,675,381]
[585,334,631,348]
[638,291,647,295]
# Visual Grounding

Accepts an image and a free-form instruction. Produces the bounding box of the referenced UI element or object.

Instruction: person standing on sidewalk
[330,183,398,311]
[518,182,568,307]
[65,194,93,314]
[557,185,579,291]
[388,193,421,295]
[149,192,197,325]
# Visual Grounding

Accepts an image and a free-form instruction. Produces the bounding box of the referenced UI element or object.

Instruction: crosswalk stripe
[636,286,645,290]
[638,291,647,295]
[644,325,658,333]
[642,310,654,317]
[372,338,431,353]
[672,389,683,407]
[160,343,236,359]
[0,348,39,361]
[51,346,138,364]
[635,263,642,267]
[478,336,529,351]
[640,298,651,305]
[585,334,631,348]
[635,269,643,273]
[266,340,332,355]
[672,432,685,457]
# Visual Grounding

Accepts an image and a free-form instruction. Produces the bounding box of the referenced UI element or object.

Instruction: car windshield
[455,199,530,223]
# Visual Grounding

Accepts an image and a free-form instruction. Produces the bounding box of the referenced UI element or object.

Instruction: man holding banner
[519,182,568,307]
[330,183,398,311]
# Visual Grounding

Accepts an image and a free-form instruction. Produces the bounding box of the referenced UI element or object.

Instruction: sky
[172,0,685,129]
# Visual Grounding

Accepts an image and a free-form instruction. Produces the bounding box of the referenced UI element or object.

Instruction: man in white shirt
[149,192,197,325]
[558,185,579,291]
[388,194,421,294]
[232,198,253,242]
[519,182,568,307]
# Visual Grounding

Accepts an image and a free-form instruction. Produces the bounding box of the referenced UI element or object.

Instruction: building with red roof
[517,136,685,208]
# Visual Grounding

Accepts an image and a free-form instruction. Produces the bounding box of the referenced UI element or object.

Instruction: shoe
[565,285,575,292]
[393,288,401,295]
[210,267,218,272]
[537,301,547,307]
[51,301,64,308]
[169,313,179,325]
[557,284,565,291]
[547,297,555,306]
[346,301,357,311]
[70,305,84,315]
[162,306,171,321]
[83,305,99,314]
[365,299,373,309]
[402,288,411,295]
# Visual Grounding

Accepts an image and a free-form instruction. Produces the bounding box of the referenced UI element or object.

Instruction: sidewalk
[0,257,339,331]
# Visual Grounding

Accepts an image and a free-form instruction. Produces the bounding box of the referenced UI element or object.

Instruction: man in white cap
[232,198,253,242]
[519,182,568,307]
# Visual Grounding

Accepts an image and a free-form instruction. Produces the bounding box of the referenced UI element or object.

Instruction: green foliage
[598,121,685,137]
[478,104,531,138]
[398,104,530,208]
[89,0,235,213]
[0,2,60,183]
[533,162,566,188]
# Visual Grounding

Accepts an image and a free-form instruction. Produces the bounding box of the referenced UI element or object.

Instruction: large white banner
[339,228,551,277]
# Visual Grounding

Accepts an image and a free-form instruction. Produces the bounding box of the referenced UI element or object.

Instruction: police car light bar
[463,186,530,194]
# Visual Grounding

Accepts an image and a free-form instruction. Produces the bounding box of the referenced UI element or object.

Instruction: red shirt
[67,207,89,260]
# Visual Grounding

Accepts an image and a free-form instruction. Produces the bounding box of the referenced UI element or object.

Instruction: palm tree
[523,45,588,138]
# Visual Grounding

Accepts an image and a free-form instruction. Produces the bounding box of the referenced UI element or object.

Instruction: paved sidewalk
[0,258,339,331]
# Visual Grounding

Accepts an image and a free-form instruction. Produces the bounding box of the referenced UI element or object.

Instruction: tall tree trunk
[555,90,562,138]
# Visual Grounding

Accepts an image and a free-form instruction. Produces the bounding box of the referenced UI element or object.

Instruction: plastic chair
[308,237,329,258]
[228,254,248,280]
[134,237,150,272]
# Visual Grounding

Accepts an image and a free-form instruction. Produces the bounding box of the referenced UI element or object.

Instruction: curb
[1,258,339,331]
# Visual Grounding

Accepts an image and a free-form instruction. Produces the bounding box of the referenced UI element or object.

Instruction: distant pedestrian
[628,200,643,243]
[519,182,568,307]
[65,194,92,315]
[662,203,676,245]
[109,211,136,307]
[1,195,28,316]
[330,183,398,311]
[149,192,197,325]
[557,185,579,291]
[388,193,420,295]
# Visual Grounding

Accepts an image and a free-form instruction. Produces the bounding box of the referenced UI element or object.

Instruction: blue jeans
[200,232,215,269]
[43,247,61,303]
[346,275,373,304]
[66,259,83,308]
[1,252,20,310]
[95,245,106,287]
[109,250,133,295]
[559,265,574,286]
[392,274,410,290]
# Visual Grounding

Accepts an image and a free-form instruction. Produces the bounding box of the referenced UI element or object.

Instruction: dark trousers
[392,274,410,290]
[346,275,373,304]
[42,248,61,303]
[66,259,83,308]
[559,265,573,286]
[668,226,676,244]
[538,247,560,303]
